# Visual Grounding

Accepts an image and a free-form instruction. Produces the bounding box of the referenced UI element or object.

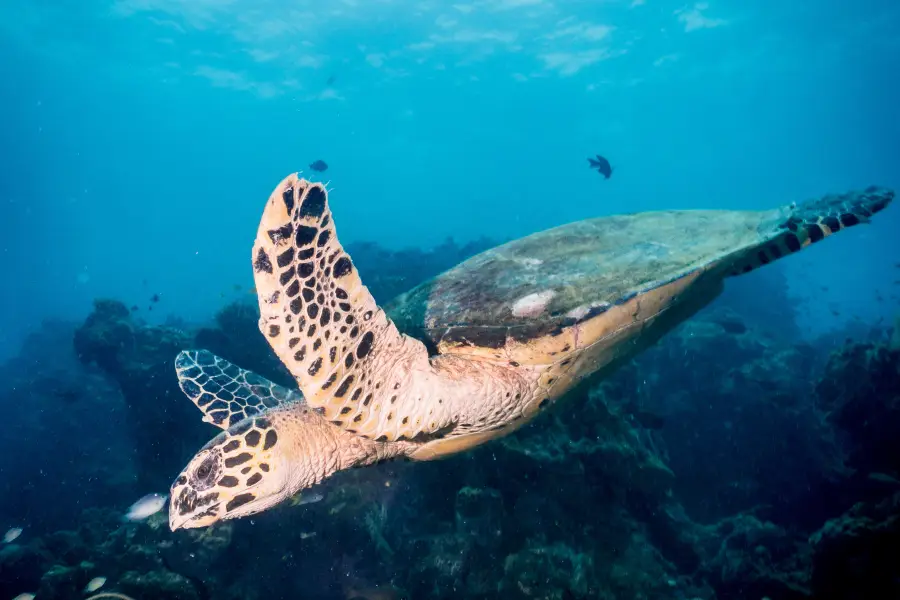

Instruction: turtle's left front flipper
[175,350,300,429]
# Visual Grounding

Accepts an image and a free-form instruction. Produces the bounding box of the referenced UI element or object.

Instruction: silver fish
[288,492,324,507]
[84,577,107,593]
[3,527,22,543]
[124,493,168,521]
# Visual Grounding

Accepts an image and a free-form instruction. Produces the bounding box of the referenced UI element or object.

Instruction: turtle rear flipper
[175,350,299,429]
[728,186,894,275]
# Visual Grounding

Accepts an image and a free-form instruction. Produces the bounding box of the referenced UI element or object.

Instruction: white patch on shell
[565,301,610,320]
[511,290,556,318]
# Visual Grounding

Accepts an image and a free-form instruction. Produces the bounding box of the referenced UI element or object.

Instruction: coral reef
[1,239,897,600]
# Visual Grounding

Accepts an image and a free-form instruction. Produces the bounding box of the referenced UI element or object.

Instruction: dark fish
[326,75,336,86]
[309,160,328,173]
[130,305,139,311]
[150,293,160,303]
[587,154,613,179]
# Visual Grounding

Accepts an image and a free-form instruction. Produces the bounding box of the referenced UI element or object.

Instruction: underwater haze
[2,1,900,599]
[2,0,899,357]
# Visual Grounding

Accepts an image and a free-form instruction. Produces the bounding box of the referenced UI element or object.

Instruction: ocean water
[1,1,899,599]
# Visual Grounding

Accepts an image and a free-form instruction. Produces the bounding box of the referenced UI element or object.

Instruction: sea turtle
[168,174,893,530]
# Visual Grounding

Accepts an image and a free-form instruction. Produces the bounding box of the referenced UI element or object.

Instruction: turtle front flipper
[730,186,894,275]
[251,174,533,444]
[251,175,453,441]
[175,350,299,429]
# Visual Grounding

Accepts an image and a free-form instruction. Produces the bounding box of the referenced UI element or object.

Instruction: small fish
[309,159,328,173]
[124,493,167,521]
[84,577,107,593]
[587,154,613,179]
[299,531,317,539]
[130,305,139,311]
[150,293,160,303]
[12,594,35,600]
[868,472,900,485]
[3,528,22,543]
[288,492,324,507]
[326,75,336,85]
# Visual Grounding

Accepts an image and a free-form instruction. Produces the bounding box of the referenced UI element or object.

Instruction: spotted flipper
[175,350,300,429]
[729,186,894,275]
[251,174,458,442]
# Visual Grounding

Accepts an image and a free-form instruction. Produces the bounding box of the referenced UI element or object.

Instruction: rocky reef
[1,239,897,600]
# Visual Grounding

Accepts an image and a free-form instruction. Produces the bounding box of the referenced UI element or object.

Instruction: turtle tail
[728,186,894,276]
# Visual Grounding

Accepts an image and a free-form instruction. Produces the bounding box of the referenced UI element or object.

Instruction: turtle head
[169,415,293,530]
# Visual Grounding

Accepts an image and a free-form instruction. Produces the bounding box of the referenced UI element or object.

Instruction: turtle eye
[193,455,218,485]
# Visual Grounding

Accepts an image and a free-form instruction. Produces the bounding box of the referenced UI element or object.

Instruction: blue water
[3,1,899,359]
[2,4,900,599]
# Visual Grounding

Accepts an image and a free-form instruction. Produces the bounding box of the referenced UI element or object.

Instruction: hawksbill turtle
[168,174,893,530]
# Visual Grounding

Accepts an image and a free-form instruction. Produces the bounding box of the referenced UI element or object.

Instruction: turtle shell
[385,207,780,363]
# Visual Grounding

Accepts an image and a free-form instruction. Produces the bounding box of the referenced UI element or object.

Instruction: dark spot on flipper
[335,375,355,397]
[308,357,323,376]
[226,493,255,512]
[317,230,331,247]
[246,473,263,486]
[840,213,859,227]
[785,233,802,253]
[806,224,825,243]
[757,250,770,265]
[218,475,239,487]
[282,186,295,214]
[210,410,229,425]
[333,256,353,278]
[299,185,326,218]
[277,248,295,267]
[263,430,278,450]
[268,325,280,338]
[356,331,375,359]
[182,380,201,399]
[768,244,782,259]
[298,262,314,277]
[267,223,293,244]
[222,440,241,453]
[321,373,337,389]
[295,225,317,246]
[822,215,841,232]
[260,463,269,472]
[254,248,273,274]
